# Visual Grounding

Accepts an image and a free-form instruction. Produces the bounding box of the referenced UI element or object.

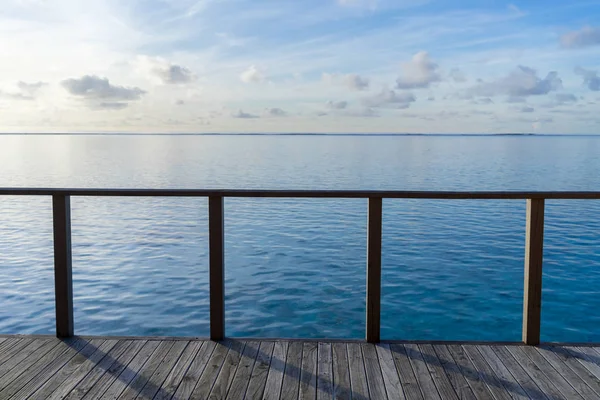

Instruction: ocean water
[0,134,599,342]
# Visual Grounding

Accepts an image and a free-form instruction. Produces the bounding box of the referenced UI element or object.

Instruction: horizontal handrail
[1,188,600,199]
[1,188,598,345]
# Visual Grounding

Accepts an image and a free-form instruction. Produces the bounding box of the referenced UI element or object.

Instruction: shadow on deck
[0,336,599,399]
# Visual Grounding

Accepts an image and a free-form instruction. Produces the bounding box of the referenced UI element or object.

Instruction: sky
[1,0,599,134]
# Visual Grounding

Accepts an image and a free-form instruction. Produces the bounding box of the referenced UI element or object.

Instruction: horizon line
[1,132,599,137]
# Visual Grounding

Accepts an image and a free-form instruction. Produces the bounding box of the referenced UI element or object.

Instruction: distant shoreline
[0,132,598,137]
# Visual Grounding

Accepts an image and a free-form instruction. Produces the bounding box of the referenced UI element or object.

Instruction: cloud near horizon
[0,0,599,133]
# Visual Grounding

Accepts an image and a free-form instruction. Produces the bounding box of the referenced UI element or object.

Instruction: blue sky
[1,0,599,133]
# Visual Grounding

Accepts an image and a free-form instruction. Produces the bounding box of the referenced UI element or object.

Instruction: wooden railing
[2,188,600,345]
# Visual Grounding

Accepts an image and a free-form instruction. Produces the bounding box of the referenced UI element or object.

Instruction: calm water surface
[0,134,599,342]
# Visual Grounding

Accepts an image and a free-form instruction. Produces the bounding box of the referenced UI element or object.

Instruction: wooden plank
[462,345,512,400]
[154,340,204,400]
[418,344,458,400]
[24,339,104,400]
[404,343,441,400]
[375,344,405,400]
[0,337,85,399]
[209,195,225,341]
[10,338,89,399]
[523,198,544,345]
[45,339,119,400]
[29,339,104,399]
[565,346,600,380]
[446,344,494,399]
[491,345,551,399]
[79,340,147,399]
[432,345,476,400]
[52,193,74,337]
[62,340,134,400]
[207,339,245,399]
[389,344,424,400]
[263,341,288,400]
[246,341,275,399]
[505,345,565,399]
[0,338,29,366]
[172,341,216,400]
[135,340,188,399]
[317,342,334,399]
[299,342,318,400]
[538,345,600,397]
[476,345,530,400]
[347,342,370,400]
[535,346,600,399]
[227,341,260,399]
[519,345,583,399]
[361,343,387,400]
[189,340,231,400]
[0,339,59,390]
[115,341,174,400]
[97,340,161,400]
[0,337,21,356]
[0,338,50,379]
[280,341,303,400]
[332,343,352,400]
[366,197,382,343]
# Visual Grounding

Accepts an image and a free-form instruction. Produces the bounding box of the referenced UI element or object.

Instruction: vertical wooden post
[523,198,545,345]
[52,194,74,338]
[366,197,382,343]
[209,196,225,340]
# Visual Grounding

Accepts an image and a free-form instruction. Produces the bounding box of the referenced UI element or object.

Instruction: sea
[1,134,599,342]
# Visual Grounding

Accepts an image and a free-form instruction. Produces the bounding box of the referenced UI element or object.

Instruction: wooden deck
[1,337,600,399]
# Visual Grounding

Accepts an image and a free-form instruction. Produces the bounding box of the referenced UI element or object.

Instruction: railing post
[523,198,545,345]
[52,194,74,338]
[209,196,225,340]
[366,197,382,343]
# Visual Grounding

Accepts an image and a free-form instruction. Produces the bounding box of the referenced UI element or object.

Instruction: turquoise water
[0,134,599,342]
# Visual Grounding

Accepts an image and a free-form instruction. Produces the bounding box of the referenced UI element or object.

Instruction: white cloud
[396,51,441,89]
[0,81,48,101]
[575,67,600,91]
[232,109,258,118]
[561,26,600,48]
[468,66,561,98]
[363,89,416,108]
[474,97,494,105]
[322,73,370,91]
[61,75,145,109]
[345,107,378,117]
[154,64,195,84]
[520,106,534,113]
[17,81,47,95]
[263,107,286,117]
[240,65,265,83]
[554,93,578,104]
[449,68,466,83]
[137,56,196,84]
[96,102,129,110]
[326,100,349,109]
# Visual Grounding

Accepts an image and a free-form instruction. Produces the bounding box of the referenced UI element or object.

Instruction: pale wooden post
[523,198,545,345]
[209,196,225,340]
[52,194,74,338]
[366,197,382,343]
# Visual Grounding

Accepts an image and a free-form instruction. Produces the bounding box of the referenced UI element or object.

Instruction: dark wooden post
[366,197,383,343]
[209,196,225,340]
[52,194,74,338]
[523,198,545,345]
